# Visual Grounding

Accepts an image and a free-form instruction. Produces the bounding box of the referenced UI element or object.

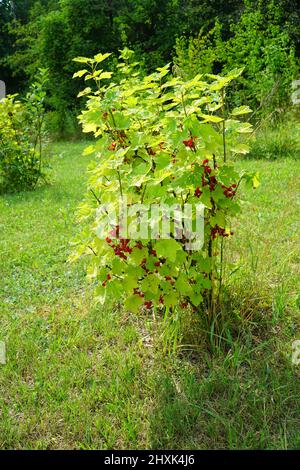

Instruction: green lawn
[0,142,299,449]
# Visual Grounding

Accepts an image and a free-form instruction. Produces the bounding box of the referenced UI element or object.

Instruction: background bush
[174,1,299,121]
[1,1,299,139]
[0,69,48,192]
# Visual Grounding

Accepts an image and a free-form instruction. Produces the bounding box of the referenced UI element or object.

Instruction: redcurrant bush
[70,49,259,328]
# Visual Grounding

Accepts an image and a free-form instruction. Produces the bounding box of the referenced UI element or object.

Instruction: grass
[0,142,299,449]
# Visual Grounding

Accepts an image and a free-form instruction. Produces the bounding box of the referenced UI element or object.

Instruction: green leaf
[201,278,212,289]
[199,186,212,208]
[73,57,91,64]
[141,274,160,294]
[175,274,193,295]
[164,290,179,307]
[155,153,171,171]
[123,275,138,292]
[73,69,88,78]
[188,292,203,306]
[130,247,148,265]
[95,284,106,305]
[112,112,131,130]
[231,106,252,116]
[111,257,124,275]
[230,143,249,155]
[252,173,260,189]
[77,87,92,97]
[125,295,144,313]
[210,212,226,227]
[82,145,95,156]
[94,52,112,63]
[199,113,223,123]
[155,239,181,262]
[99,71,113,80]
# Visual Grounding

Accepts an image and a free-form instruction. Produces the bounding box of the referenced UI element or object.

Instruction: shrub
[174,22,223,80]
[223,2,299,119]
[71,50,258,343]
[0,69,48,192]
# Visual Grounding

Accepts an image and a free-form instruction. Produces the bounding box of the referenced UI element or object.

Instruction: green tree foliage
[2,0,300,131]
[0,0,15,92]
[224,0,299,117]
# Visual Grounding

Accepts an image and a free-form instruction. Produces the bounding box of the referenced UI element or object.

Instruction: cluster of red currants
[180,301,189,309]
[222,183,237,199]
[194,159,215,197]
[140,248,159,273]
[102,273,111,287]
[143,275,176,310]
[133,288,144,298]
[136,260,175,310]
[105,236,132,260]
[108,141,117,151]
[143,296,164,310]
[194,187,202,198]
[146,142,166,157]
[183,136,197,149]
[147,147,156,156]
[140,257,150,273]
[211,225,234,240]
[165,275,175,286]
[107,130,127,151]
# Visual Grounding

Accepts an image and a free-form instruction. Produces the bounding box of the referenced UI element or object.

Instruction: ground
[0,142,299,449]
